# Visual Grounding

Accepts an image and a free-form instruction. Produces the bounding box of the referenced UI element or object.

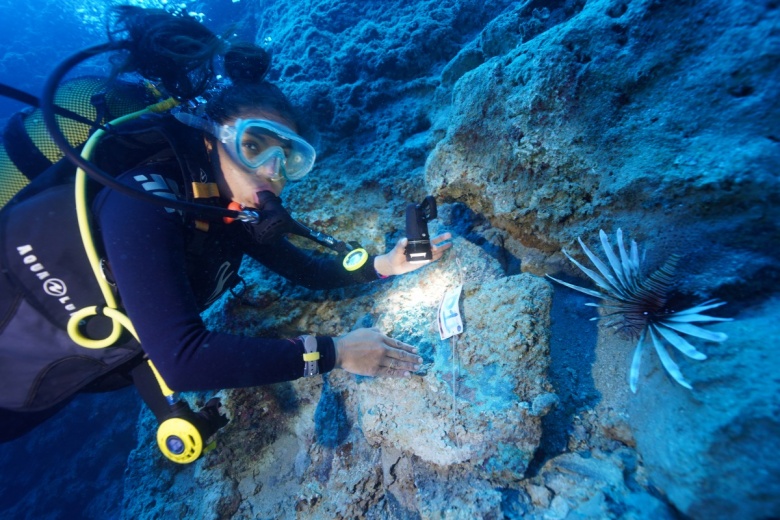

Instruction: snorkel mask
[174,111,316,181]
[215,118,316,181]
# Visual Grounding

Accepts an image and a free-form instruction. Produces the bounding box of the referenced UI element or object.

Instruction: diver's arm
[92,175,336,391]
[240,231,452,289]
[240,235,382,290]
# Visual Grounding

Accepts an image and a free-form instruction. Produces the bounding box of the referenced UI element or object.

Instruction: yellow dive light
[156,412,220,464]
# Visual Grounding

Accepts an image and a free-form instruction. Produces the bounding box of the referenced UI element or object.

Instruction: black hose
[40,42,241,222]
[0,82,106,128]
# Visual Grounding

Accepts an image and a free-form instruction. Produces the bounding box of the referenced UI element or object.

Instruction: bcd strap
[191,181,220,232]
[191,182,219,199]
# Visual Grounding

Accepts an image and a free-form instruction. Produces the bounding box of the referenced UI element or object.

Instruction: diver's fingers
[383,336,418,355]
[381,350,422,371]
[430,233,453,260]
[432,241,452,259]
[431,232,452,245]
[375,366,414,378]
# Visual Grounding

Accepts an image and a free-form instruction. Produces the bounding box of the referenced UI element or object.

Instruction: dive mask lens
[230,119,316,181]
[245,146,286,182]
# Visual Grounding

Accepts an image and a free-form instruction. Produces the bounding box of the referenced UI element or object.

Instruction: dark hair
[106,6,316,143]
[223,42,271,85]
[107,6,225,100]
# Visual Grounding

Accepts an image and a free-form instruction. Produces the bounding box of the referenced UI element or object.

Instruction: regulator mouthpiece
[405,195,437,263]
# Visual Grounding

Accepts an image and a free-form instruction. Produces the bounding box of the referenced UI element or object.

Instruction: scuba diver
[0,6,451,462]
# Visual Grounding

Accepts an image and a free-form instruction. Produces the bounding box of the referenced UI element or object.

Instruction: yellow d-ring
[343,248,369,271]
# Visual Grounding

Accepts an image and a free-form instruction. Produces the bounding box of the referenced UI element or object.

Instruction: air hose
[66,103,175,348]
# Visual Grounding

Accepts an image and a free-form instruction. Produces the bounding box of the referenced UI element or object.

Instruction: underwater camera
[405,195,438,263]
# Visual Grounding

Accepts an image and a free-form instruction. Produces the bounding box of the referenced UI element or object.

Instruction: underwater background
[1,0,778,518]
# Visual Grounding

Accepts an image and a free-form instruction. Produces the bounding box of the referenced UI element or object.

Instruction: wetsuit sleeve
[239,233,381,290]
[92,175,336,392]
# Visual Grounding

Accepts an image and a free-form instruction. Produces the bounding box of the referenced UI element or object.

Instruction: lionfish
[547,229,731,392]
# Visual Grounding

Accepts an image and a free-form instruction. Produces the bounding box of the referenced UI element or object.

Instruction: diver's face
[210,109,293,208]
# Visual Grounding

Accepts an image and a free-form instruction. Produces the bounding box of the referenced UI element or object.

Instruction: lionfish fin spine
[649,326,693,389]
[653,323,707,360]
[600,229,631,292]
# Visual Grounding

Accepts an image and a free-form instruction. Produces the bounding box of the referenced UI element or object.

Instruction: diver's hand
[374,232,452,277]
[334,328,423,378]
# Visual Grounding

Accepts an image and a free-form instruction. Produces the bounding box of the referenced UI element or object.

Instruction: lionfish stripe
[672,300,728,316]
[586,302,644,310]
[561,249,617,295]
[653,323,707,360]
[649,327,693,389]
[630,239,640,274]
[663,314,732,323]
[545,275,607,299]
[616,229,640,290]
[633,286,667,309]
[638,257,680,310]
[642,256,680,293]
[659,320,728,342]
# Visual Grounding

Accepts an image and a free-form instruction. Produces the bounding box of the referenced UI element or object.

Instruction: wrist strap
[300,335,320,377]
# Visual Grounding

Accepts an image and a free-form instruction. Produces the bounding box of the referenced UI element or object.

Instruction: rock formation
[118,1,780,518]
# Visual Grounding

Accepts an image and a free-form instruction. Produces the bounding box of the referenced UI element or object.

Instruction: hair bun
[224,42,272,85]
[108,6,224,100]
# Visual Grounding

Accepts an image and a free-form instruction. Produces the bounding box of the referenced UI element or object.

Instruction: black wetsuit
[95,159,380,388]
[0,158,379,440]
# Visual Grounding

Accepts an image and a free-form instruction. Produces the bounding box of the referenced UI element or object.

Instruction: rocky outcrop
[120,0,780,519]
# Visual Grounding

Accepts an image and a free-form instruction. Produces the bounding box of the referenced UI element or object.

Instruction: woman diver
[0,6,450,460]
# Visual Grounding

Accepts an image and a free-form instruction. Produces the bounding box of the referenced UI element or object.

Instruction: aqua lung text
[16,245,77,313]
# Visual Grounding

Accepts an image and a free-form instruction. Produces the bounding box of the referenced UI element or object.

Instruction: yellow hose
[67,98,178,348]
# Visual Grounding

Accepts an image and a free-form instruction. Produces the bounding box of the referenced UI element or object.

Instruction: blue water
[0,1,101,119]
[0,388,141,519]
[0,0,250,125]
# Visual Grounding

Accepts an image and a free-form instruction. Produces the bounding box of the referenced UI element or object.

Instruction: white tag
[438,284,463,340]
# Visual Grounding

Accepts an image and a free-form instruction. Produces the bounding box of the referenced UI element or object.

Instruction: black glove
[192,397,229,440]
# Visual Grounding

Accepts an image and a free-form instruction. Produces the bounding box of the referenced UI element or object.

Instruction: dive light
[405,195,437,263]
